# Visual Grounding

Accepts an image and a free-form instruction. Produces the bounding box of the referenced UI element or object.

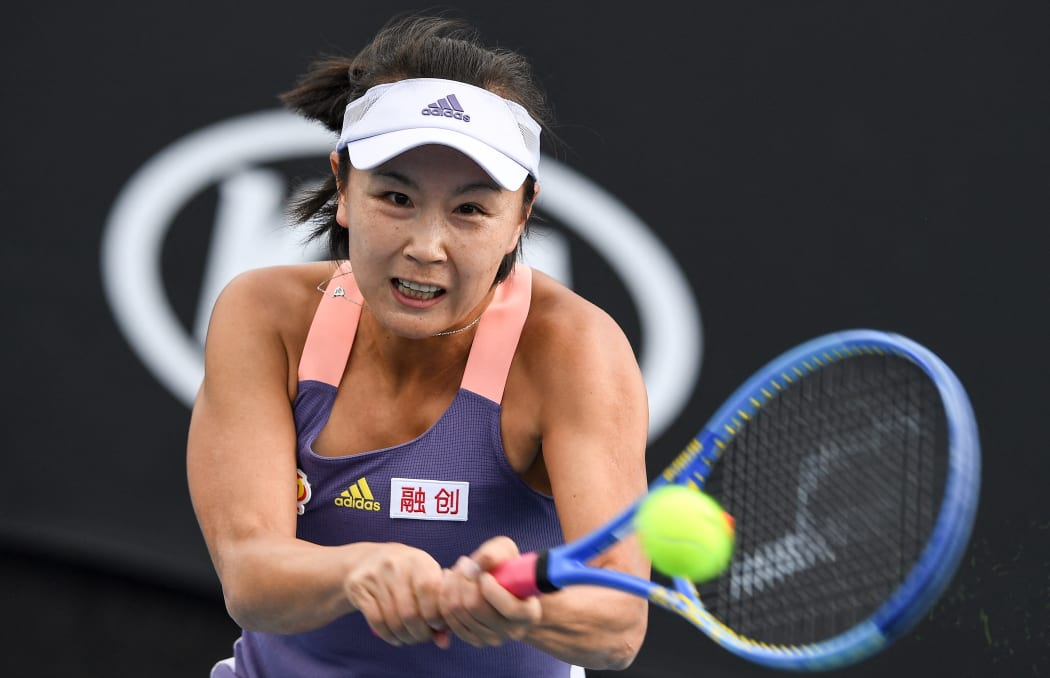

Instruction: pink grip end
[490,552,541,598]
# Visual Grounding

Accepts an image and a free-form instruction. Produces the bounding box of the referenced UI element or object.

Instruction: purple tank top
[224,264,568,677]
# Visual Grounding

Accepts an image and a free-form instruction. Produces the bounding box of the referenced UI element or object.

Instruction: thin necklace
[431,315,481,337]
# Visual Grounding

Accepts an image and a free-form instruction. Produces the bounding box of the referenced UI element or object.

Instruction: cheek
[345,208,401,256]
[462,226,518,261]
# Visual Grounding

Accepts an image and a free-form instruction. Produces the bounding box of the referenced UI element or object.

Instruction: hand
[439,536,543,647]
[343,543,450,648]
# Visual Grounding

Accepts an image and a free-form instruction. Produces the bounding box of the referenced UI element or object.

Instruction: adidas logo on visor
[423,94,470,122]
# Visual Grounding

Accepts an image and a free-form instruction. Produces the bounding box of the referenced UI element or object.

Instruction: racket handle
[491,552,544,598]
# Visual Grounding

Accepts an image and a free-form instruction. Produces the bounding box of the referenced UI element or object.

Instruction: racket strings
[699,354,948,646]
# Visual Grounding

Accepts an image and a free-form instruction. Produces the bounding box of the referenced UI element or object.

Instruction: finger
[478,571,542,620]
[478,572,542,640]
[432,627,451,650]
[368,591,406,646]
[468,536,518,571]
[452,555,481,580]
[443,604,499,647]
[388,588,430,645]
[441,565,505,647]
[439,569,481,646]
[379,563,447,646]
[345,576,401,647]
[408,570,446,645]
[440,568,487,647]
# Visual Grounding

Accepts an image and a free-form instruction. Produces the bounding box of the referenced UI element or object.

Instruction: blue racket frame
[541,329,981,671]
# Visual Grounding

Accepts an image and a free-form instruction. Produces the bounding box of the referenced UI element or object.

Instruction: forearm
[217,536,359,634]
[525,587,648,670]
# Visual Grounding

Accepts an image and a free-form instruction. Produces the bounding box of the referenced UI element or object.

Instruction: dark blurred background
[2,1,1047,676]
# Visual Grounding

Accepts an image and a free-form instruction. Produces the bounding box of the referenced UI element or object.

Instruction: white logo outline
[100,109,702,439]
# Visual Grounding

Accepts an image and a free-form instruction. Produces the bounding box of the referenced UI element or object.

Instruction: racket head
[514,329,979,671]
[645,329,981,670]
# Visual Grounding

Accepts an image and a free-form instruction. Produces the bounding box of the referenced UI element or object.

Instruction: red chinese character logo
[400,486,427,513]
[434,488,460,515]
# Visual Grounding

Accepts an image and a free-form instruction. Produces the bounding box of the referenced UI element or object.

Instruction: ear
[526,181,540,219]
[330,151,349,228]
[508,181,540,249]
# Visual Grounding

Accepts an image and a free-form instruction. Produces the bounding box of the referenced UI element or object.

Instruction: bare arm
[441,276,652,669]
[187,267,446,641]
[522,293,651,669]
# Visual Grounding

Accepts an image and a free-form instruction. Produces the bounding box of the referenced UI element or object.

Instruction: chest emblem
[296,469,312,515]
[389,478,469,521]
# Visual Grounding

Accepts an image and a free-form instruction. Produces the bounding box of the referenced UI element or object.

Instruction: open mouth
[394,278,445,301]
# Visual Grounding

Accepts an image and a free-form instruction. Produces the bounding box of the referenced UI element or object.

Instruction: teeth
[396,278,443,300]
[398,279,441,293]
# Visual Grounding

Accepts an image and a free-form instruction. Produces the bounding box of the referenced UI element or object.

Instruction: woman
[188,13,650,677]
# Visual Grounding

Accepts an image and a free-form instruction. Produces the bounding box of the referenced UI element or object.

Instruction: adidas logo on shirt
[421,93,470,122]
[334,477,382,512]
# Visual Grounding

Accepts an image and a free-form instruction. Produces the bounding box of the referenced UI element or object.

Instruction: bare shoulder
[214,261,336,310]
[203,261,343,373]
[199,261,344,401]
[507,270,649,532]
[209,261,338,335]
[517,268,643,387]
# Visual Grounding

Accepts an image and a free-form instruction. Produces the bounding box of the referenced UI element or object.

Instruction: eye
[383,192,412,207]
[455,203,483,216]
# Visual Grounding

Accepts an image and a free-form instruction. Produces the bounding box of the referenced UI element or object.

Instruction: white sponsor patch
[389,478,469,521]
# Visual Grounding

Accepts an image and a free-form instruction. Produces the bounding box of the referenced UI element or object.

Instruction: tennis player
[187,12,650,677]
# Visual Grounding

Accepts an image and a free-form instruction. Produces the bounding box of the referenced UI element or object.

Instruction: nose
[402,211,449,264]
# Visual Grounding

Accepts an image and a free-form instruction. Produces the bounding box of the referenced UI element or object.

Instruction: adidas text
[421,108,470,122]
[334,496,381,511]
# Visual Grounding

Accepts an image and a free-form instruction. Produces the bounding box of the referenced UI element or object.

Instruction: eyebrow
[372,168,501,195]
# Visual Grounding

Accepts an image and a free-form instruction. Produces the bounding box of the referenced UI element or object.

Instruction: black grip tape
[534,551,559,593]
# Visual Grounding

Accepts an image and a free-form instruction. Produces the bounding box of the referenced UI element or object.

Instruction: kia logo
[101,110,702,439]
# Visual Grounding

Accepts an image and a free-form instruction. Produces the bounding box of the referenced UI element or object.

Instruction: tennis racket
[492,329,980,671]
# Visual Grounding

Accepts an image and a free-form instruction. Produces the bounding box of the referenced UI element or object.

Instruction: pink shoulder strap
[298,262,532,402]
[298,262,361,386]
[462,264,532,404]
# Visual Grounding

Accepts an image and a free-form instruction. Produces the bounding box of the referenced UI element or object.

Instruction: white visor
[336,78,541,190]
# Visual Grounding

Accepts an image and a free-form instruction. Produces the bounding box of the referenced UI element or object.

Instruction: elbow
[587,636,645,672]
[587,600,648,671]
[604,653,640,673]
[604,620,648,671]
[220,571,293,634]
[223,594,249,630]
[223,586,299,635]
[221,577,262,631]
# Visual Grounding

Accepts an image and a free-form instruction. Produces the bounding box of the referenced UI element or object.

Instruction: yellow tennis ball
[634,485,735,582]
